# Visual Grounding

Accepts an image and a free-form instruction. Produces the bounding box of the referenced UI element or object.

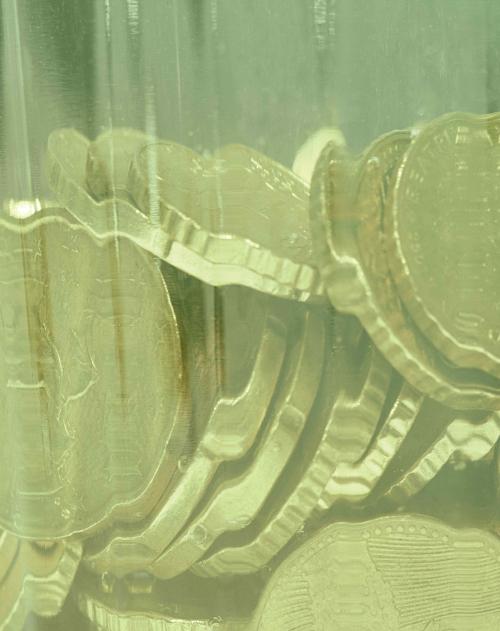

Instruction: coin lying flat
[0,532,81,630]
[150,307,325,579]
[310,129,500,410]
[252,515,500,630]
[74,569,250,631]
[387,113,500,378]
[128,140,323,301]
[193,314,364,578]
[84,288,287,577]
[0,209,187,539]
[47,128,323,301]
[318,381,424,509]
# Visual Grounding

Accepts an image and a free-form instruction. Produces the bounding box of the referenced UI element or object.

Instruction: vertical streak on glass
[172,0,184,138]
[145,84,160,227]
[2,0,32,203]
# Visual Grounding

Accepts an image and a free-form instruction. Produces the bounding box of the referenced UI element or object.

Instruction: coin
[193,313,363,578]
[128,140,324,301]
[292,127,346,185]
[74,568,250,631]
[386,112,500,378]
[310,129,500,409]
[46,129,172,257]
[0,531,81,629]
[149,306,325,579]
[251,515,500,630]
[318,381,424,509]
[48,129,323,301]
[84,288,287,577]
[325,334,392,466]
[384,409,500,505]
[0,208,187,539]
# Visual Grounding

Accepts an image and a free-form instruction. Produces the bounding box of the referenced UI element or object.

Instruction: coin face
[252,515,500,630]
[310,129,500,410]
[387,112,500,378]
[0,211,186,538]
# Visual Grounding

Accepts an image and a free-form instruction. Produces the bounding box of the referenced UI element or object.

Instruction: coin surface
[252,515,500,630]
[310,129,500,409]
[0,531,81,629]
[387,112,500,378]
[84,288,287,577]
[0,209,187,538]
[128,140,323,301]
[150,306,325,579]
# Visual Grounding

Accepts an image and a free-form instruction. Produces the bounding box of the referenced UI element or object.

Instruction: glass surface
[0,1,499,629]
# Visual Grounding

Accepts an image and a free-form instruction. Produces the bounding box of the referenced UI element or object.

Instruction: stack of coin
[0,116,498,628]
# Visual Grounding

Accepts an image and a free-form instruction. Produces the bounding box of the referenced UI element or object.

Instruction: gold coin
[150,306,325,579]
[128,140,323,301]
[252,515,500,630]
[48,128,323,301]
[74,567,250,630]
[46,129,171,257]
[0,209,187,538]
[0,530,81,629]
[84,288,287,577]
[310,129,500,409]
[387,113,500,378]
[318,380,423,509]
[382,408,500,505]
[193,313,364,578]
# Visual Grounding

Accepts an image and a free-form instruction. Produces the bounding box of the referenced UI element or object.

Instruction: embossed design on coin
[0,210,186,538]
[387,112,500,378]
[252,515,500,630]
[310,129,500,410]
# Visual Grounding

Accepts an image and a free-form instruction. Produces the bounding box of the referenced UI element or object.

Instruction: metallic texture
[252,515,500,630]
[387,112,500,377]
[309,128,500,410]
